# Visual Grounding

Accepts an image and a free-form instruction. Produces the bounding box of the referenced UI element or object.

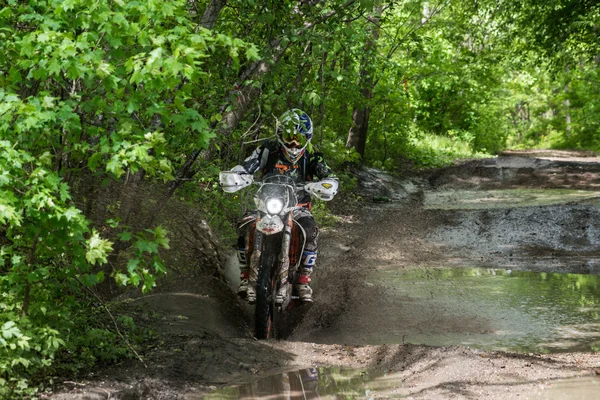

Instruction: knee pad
[302,250,317,268]
[237,248,247,265]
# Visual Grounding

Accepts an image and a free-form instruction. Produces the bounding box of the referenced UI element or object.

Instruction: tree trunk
[339,23,352,135]
[200,0,228,29]
[565,84,572,136]
[564,66,571,136]
[346,5,383,160]
[347,100,371,158]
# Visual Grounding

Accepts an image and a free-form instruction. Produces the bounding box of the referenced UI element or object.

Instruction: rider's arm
[309,151,337,181]
[232,144,270,174]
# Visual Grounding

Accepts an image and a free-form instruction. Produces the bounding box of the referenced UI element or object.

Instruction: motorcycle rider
[231,109,336,303]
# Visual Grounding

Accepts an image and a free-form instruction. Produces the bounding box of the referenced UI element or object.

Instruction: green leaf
[119,231,132,241]
[153,257,167,275]
[142,274,156,294]
[245,45,260,61]
[48,59,62,76]
[114,272,129,286]
[127,258,140,274]
[136,240,158,254]
[86,231,113,265]
[118,315,135,330]
[64,207,80,221]
[129,271,141,286]
[107,218,120,228]
[42,96,55,109]
[2,321,21,339]
[96,61,113,78]
[0,203,21,226]
[107,156,125,177]
[153,226,170,249]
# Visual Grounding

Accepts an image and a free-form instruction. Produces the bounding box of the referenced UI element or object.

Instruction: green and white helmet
[276,109,313,163]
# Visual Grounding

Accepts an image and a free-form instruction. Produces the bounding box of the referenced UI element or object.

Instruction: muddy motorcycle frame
[220,171,338,339]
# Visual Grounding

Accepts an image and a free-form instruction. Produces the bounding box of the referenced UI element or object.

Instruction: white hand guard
[304,177,339,201]
[219,166,254,193]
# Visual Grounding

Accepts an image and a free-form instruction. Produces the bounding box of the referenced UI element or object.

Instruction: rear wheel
[255,235,280,340]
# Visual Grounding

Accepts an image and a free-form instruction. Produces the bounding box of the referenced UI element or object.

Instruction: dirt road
[51,150,600,399]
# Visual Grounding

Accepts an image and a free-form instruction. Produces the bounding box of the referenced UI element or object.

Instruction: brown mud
[49,150,600,399]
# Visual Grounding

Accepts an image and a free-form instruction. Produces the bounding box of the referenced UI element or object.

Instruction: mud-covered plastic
[304,178,338,201]
[219,171,253,193]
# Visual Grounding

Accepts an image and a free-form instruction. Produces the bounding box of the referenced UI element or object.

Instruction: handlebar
[220,171,338,201]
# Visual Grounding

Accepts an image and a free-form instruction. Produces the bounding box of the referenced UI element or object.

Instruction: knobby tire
[255,235,280,340]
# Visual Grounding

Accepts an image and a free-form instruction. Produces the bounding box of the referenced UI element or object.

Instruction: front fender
[256,215,284,235]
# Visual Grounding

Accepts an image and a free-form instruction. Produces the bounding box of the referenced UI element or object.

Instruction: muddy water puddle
[200,367,401,399]
[527,376,600,399]
[424,188,600,210]
[198,367,600,399]
[308,268,600,353]
[360,267,600,353]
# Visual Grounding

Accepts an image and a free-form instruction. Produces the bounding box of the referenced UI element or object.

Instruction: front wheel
[255,235,280,340]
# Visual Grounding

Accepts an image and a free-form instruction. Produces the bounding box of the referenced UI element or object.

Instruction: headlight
[266,198,284,214]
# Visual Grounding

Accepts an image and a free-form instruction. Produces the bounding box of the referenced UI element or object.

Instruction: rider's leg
[237,213,257,302]
[295,212,319,302]
[236,235,249,297]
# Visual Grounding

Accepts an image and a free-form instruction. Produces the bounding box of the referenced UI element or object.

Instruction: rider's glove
[231,165,248,174]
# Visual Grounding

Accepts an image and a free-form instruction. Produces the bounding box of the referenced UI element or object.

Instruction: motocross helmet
[276,109,313,163]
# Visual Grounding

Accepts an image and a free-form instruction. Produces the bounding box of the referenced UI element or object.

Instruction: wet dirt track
[50,150,600,400]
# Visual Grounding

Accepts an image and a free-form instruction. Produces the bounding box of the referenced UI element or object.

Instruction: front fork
[248,213,293,304]
[276,213,294,301]
[248,227,262,286]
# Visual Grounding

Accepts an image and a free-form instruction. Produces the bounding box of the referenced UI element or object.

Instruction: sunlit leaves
[0,201,21,227]
[2,0,260,191]
[1,321,22,340]
[85,231,113,265]
[98,129,174,181]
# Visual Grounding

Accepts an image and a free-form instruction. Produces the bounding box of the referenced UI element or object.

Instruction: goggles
[280,125,307,148]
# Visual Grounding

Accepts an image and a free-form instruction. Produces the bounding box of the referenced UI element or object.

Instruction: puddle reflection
[203,367,387,399]
[201,367,600,399]
[366,268,600,353]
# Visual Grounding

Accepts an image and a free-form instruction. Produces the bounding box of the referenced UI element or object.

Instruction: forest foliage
[0,0,599,396]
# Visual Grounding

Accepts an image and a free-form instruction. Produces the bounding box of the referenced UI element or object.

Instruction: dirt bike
[219,171,338,339]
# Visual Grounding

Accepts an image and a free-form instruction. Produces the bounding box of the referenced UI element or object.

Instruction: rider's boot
[295,251,317,302]
[246,282,256,304]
